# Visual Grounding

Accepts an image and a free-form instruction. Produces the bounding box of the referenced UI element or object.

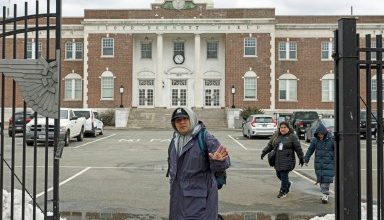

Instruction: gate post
[335,18,361,220]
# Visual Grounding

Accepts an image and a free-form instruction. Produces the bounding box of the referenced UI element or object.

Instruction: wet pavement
[60,210,321,220]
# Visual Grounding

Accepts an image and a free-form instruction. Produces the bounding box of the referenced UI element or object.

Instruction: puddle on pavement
[60,211,321,220]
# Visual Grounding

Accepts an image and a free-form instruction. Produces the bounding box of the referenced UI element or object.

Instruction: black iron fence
[0,0,61,219]
[335,18,384,220]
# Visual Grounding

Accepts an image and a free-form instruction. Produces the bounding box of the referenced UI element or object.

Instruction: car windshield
[60,110,68,119]
[74,111,91,119]
[14,113,32,120]
[297,112,318,120]
[321,119,334,127]
[255,117,273,123]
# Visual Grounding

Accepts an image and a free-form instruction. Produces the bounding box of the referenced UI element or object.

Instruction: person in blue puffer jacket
[304,123,335,204]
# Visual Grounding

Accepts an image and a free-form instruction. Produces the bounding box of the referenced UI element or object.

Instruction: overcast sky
[2,0,384,17]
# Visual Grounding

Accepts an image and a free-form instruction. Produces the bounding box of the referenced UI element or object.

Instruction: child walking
[304,123,335,204]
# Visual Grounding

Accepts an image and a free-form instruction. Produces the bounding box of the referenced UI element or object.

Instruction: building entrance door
[204,79,220,107]
[171,79,187,107]
[138,79,154,107]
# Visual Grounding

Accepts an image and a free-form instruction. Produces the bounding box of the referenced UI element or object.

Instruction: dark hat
[171,107,189,121]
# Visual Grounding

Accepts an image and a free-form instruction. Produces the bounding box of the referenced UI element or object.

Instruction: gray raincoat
[168,108,230,220]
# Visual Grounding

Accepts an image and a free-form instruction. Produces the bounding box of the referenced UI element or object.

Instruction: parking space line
[36,167,91,198]
[293,170,335,195]
[73,134,116,149]
[227,135,247,150]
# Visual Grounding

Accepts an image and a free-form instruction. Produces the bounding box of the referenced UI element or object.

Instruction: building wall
[1,3,384,115]
[86,33,133,108]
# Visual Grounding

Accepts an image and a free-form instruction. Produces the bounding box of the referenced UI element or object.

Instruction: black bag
[267,150,276,167]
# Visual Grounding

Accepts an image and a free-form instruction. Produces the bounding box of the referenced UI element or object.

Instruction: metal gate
[335,18,384,220]
[0,0,62,219]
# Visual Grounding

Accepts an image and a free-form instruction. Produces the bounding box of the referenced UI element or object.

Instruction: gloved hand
[299,158,305,167]
[261,151,267,160]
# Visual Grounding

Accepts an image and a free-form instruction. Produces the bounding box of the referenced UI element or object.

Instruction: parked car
[242,114,277,139]
[8,111,34,137]
[359,110,383,139]
[304,118,335,142]
[73,109,104,137]
[289,111,319,139]
[26,108,86,146]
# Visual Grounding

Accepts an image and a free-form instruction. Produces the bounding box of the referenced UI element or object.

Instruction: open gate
[335,18,384,219]
[0,0,62,219]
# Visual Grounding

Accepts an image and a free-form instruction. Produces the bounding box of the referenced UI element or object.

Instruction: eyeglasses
[175,117,189,123]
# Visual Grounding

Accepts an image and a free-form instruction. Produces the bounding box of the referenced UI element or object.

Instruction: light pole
[231,85,236,108]
[119,85,124,108]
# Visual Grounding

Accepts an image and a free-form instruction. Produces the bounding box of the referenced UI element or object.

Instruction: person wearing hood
[260,121,304,198]
[304,122,335,204]
[167,107,230,220]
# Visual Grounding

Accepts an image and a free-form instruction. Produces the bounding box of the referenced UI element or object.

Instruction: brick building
[2,0,384,116]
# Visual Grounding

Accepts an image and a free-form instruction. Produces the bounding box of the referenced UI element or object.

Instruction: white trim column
[269,31,276,111]
[156,33,164,107]
[83,33,89,108]
[194,33,202,108]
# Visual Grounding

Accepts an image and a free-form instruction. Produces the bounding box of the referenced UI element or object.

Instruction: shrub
[99,109,115,126]
[240,107,264,120]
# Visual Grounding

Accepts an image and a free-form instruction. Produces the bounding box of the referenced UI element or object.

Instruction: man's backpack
[197,129,227,190]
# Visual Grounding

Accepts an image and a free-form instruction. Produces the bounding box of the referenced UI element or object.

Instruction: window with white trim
[279,41,297,60]
[64,73,82,100]
[141,42,152,59]
[65,42,83,60]
[174,42,184,56]
[371,74,384,101]
[27,42,42,59]
[243,71,257,100]
[100,71,115,99]
[102,38,114,57]
[321,74,334,102]
[278,73,298,101]
[321,42,334,60]
[207,42,218,59]
[244,37,257,56]
[371,40,384,60]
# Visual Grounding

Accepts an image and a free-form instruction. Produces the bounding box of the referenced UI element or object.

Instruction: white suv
[242,114,277,139]
[73,109,104,137]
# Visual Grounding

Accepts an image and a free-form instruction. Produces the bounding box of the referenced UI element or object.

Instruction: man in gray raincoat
[167,107,230,220]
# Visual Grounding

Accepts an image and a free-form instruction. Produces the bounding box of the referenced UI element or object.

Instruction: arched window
[321,73,334,102]
[64,73,82,100]
[243,71,257,100]
[100,71,115,100]
[278,73,297,101]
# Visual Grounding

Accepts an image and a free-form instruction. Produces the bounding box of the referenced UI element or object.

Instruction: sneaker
[321,194,329,204]
[277,191,287,198]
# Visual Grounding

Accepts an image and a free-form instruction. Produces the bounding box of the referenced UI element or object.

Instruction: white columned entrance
[194,34,202,108]
[156,33,164,107]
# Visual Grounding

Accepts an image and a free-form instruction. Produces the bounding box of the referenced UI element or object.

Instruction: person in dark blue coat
[167,107,230,220]
[304,123,335,204]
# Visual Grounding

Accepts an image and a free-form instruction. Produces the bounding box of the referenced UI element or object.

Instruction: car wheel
[64,131,70,146]
[77,127,84,142]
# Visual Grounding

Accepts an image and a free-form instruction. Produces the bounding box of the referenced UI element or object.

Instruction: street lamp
[119,85,124,108]
[231,85,236,108]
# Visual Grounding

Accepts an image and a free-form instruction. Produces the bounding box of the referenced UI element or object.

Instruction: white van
[73,109,104,137]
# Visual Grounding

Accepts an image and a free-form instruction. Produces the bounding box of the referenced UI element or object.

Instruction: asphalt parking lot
[1,128,378,219]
